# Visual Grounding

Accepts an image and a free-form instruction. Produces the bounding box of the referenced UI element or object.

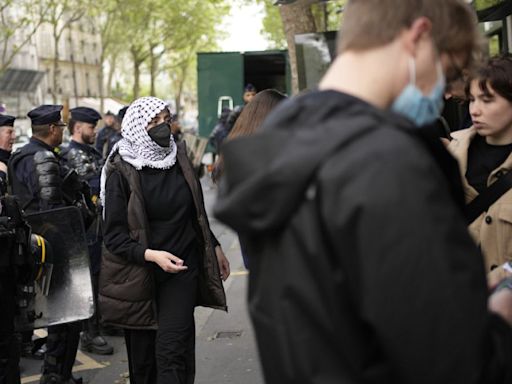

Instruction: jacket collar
[70,139,102,156]
[449,126,512,199]
[30,136,55,152]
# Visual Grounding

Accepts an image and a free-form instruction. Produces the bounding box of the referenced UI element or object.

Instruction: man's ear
[401,17,433,57]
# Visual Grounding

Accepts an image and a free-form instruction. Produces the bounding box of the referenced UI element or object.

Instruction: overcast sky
[219,2,269,52]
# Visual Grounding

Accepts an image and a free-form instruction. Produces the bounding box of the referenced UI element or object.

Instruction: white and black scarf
[100,96,177,205]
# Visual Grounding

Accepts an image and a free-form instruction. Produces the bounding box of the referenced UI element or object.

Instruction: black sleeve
[323,142,512,384]
[95,129,106,154]
[0,170,6,195]
[15,156,38,199]
[102,170,147,265]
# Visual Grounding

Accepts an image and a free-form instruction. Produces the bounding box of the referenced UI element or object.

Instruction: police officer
[0,114,20,384]
[0,115,15,195]
[9,105,83,384]
[95,110,121,159]
[60,107,113,355]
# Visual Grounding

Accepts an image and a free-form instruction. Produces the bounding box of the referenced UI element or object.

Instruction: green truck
[197,50,291,139]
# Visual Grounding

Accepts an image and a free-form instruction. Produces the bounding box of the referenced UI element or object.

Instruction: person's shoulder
[324,123,435,183]
[10,141,39,165]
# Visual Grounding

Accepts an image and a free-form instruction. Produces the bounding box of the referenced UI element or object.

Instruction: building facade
[36,17,102,105]
[0,11,103,120]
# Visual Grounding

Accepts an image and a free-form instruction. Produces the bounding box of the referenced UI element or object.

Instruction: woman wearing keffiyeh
[100,96,229,384]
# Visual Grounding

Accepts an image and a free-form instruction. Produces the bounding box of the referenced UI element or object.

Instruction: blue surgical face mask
[391,57,446,126]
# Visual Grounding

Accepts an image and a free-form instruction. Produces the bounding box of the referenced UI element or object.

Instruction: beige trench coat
[448,127,512,271]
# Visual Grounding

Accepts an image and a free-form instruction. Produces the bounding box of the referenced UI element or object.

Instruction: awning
[475,0,512,22]
[0,68,45,93]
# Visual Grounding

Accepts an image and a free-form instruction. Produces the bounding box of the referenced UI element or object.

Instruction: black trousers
[124,268,197,384]
[42,322,81,379]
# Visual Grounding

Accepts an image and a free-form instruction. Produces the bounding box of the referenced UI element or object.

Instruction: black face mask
[148,122,171,147]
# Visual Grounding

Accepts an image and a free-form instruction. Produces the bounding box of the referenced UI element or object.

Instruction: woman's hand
[215,245,230,281]
[144,249,188,273]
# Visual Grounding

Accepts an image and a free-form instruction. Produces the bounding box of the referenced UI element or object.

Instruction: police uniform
[0,115,15,196]
[61,108,103,198]
[0,115,20,384]
[60,107,113,356]
[9,105,83,384]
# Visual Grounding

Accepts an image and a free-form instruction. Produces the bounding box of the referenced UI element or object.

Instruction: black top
[140,165,199,278]
[466,135,512,193]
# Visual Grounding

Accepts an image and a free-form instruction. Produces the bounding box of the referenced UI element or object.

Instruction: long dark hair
[212,89,287,183]
[228,89,286,139]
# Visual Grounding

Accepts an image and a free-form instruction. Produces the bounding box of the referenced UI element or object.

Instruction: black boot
[80,332,113,355]
[39,373,63,384]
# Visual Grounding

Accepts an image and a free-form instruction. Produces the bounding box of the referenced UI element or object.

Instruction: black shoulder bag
[464,171,512,224]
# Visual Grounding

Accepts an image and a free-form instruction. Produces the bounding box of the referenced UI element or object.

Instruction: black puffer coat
[99,142,226,329]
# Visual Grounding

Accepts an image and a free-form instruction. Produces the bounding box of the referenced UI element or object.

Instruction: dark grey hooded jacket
[214,90,512,384]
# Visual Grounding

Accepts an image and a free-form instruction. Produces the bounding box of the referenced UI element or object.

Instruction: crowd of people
[214,0,512,383]
[3,0,512,383]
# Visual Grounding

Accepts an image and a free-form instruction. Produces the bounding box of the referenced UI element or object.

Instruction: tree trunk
[52,29,60,104]
[106,52,117,98]
[149,47,157,96]
[132,54,141,100]
[279,0,317,94]
[174,64,188,117]
[99,49,105,113]
[174,94,181,117]
[69,28,79,106]
[175,78,183,117]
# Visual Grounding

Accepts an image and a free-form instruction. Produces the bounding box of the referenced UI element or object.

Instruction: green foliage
[0,0,230,113]
[473,0,506,11]
[253,0,346,49]
[89,0,231,106]
[489,34,501,56]
[311,0,345,32]
[259,0,287,49]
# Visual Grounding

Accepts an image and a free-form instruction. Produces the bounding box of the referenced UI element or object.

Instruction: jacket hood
[214,90,411,234]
